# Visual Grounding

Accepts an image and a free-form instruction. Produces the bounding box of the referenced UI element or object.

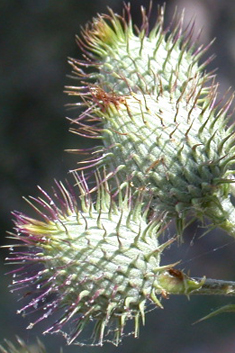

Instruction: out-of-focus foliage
[0,336,47,353]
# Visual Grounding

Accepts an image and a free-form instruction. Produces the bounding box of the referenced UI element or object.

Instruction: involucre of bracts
[5,172,202,346]
[66,4,235,236]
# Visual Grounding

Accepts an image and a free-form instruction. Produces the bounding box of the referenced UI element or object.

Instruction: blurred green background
[1,0,235,352]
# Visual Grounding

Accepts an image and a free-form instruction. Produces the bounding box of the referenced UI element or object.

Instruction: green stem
[193,277,235,296]
[158,271,235,297]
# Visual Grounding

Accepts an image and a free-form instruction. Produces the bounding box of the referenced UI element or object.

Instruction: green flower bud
[67,4,235,236]
[7,172,202,346]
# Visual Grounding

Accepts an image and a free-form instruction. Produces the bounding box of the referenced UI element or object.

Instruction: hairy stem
[193,277,235,296]
[158,271,235,297]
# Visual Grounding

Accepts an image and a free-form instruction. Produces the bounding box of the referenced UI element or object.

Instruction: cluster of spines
[67,4,214,100]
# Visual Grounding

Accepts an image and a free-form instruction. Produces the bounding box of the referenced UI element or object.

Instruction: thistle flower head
[6,172,202,346]
[67,4,235,235]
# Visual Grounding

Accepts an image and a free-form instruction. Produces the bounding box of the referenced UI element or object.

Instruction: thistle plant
[3,2,235,349]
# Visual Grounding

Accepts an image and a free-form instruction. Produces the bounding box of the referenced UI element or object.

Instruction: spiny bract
[67,4,235,236]
[6,173,201,346]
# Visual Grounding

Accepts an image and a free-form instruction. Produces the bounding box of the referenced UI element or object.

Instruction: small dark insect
[23,291,32,298]
[91,86,125,111]
[168,268,184,281]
